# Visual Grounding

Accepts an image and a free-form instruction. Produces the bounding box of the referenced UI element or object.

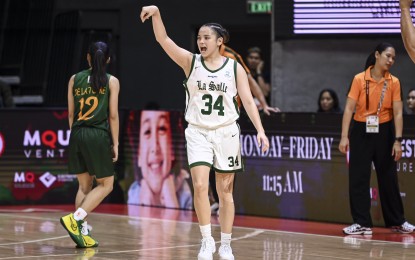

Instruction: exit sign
[247,0,272,14]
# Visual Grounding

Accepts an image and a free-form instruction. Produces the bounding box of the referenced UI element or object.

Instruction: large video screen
[274,0,415,38]
[123,110,193,210]
[234,112,415,226]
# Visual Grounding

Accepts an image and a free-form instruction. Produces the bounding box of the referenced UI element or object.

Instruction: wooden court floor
[0,204,415,259]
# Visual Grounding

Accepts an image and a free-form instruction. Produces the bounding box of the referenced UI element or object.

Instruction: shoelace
[80,222,91,236]
[200,239,211,252]
[220,245,232,255]
[347,224,361,232]
[402,222,414,230]
[81,225,89,236]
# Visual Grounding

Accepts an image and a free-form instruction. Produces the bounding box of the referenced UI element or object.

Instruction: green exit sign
[247,0,272,14]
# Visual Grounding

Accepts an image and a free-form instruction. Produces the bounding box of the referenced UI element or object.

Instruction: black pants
[349,120,405,227]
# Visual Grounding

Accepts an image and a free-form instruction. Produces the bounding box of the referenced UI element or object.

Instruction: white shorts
[185,122,243,173]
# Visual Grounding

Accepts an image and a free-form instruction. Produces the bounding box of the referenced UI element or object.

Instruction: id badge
[366,115,379,133]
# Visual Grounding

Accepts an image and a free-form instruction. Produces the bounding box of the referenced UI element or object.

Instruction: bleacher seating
[0,0,54,106]
[0,1,119,107]
[44,11,80,107]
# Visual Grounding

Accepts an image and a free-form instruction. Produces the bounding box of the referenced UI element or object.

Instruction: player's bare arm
[67,74,75,129]
[140,5,193,76]
[236,64,269,152]
[109,76,120,162]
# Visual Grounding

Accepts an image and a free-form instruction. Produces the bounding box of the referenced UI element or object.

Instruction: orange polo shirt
[348,66,402,123]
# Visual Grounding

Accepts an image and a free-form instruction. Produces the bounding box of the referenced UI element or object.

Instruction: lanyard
[365,80,388,116]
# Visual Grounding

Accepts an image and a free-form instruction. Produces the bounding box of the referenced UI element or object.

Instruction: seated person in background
[317,88,342,113]
[220,44,279,115]
[246,47,271,104]
[406,89,415,114]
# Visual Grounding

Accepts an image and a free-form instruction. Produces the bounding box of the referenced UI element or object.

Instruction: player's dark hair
[364,42,394,70]
[88,41,110,92]
[202,23,230,44]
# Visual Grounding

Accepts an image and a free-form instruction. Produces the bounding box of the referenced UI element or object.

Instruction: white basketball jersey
[184,54,240,129]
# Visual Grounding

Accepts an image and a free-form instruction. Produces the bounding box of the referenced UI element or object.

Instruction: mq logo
[23,129,70,158]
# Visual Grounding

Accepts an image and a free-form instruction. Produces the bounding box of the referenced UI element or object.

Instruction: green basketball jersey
[71,69,111,131]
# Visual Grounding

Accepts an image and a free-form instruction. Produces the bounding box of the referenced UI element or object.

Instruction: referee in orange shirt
[339,42,414,235]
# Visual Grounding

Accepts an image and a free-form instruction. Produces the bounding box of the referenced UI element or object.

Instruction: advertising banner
[0,109,126,205]
[1,109,415,226]
[0,109,76,204]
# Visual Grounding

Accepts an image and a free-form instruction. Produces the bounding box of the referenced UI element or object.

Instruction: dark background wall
[272,38,415,112]
[51,0,272,110]
[4,0,415,112]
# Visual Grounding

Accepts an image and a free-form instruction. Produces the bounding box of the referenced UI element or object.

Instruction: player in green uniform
[60,41,120,248]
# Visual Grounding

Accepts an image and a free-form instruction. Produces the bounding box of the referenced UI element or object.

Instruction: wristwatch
[395,137,403,142]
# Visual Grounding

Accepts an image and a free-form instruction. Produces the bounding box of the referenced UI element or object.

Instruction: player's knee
[219,192,234,204]
[105,183,113,194]
[104,179,114,194]
[217,182,233,195]
[192,181,208,194]
[79,182,93,195]
[96,176,114,194]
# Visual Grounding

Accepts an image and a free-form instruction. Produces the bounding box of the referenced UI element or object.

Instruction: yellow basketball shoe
[76,222,99,248]
[76,233,99,248]
[60,213,85,247]
[76,235,99,248]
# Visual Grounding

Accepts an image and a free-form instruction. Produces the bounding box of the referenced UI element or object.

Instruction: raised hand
[140,5,159,23]
[400,0,413,10]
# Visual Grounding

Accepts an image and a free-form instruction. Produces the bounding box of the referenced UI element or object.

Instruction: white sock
[221,232,232,246]
[73,208,87,221]
[200,224,212,239]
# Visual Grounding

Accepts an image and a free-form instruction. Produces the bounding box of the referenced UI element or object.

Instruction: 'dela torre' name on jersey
[74,76,106,97]
[197,80,228,93]
[74,86,106,97]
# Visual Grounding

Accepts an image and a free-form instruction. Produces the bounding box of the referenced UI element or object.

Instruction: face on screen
[138,111,174,194]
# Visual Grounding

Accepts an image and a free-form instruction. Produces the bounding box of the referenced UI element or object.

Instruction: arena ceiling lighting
[274,0,415,37]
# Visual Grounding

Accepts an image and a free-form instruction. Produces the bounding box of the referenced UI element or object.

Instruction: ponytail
[364,52,376,70]
[88,41,110,92]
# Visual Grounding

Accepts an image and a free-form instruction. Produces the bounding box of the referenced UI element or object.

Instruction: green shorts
[68,127,114,178]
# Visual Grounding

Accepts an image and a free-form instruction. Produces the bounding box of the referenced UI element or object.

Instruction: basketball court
[0,204,414,259]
